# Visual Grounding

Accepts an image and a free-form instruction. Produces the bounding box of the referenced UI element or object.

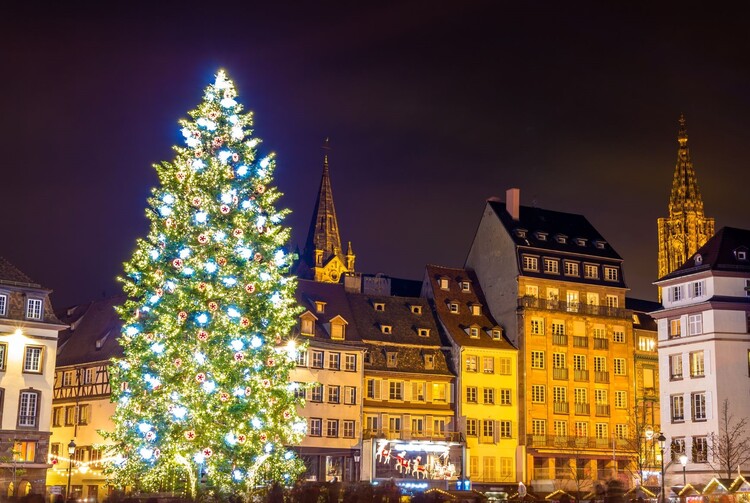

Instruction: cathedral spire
[669,113,704,215]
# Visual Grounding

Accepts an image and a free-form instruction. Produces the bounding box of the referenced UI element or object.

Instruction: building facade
[0,257,66,498]
[654,227,750,486]
[657,115,715,298]
[422,265,520,489]
[465,189,637,492]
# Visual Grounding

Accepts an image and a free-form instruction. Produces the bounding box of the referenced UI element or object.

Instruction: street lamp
[679,454,688,486]
[67,440,76,502]
[353,449,361,482]
[657,433,666,503]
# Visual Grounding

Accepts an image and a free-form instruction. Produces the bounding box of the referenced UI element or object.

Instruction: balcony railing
[573,336,588,348]
[526,434,637,451]
[574,369,589,381]
[595,404,611,416]
[553,368,569,380]
[519,296,631,319]
[552,334,568,346]
[593,338,609,350]
[574,402,590,415]
[554,401,569,414]
[595,371,610,383]
[363,429,462,442]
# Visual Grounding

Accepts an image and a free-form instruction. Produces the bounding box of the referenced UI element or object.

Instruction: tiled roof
[295,279,365,345]
[626,297,660,331]
[660,227,750,280]
[364,343,453,375]
[0,256,40,287]
[55,294,125,366]
[424,264,516,350]
[487,200,622,260]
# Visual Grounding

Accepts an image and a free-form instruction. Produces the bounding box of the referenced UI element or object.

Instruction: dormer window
[490,328,502,340]
[26,298,43,320]
[386,352,398,368]
[556,234,567,244]
[460,281,471,292]
[604,266,619,282]
[373,302,385,312]
[735,247,749,261]
[535,232,548,241]
[470,304,482,316]
[424,354,435,370]
[576,238,587,246]
[515,228,528,238]
[314,301,326,313]
[543,258,560,274]
[411,305,423,315]
[438,278,449,290]
[381,324,392,334]
[448,302,459,314]
[417,328,430,337]
[467,325,480,338]
[364,351,372,364]
[694,254,703,265]
[522,255,539,272]
[330,315,348,340]
[594,240,607,249]
[300,312,318,336]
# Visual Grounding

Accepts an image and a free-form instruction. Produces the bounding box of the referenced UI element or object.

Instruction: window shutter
[382,413,389,432]
[449,383,455,404]
[412,382,419,400]
[494,421,501,443]
[426,383,433,402]
[426,415,434,436]
[705,392,713,420]
[403,414,411,437]
[704,349,711,375]
[404,382,412,401]
[375,380,382,400]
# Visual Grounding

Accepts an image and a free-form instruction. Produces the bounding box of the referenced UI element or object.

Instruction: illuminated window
[604,267,618,282]
[482,356,494,374]
[690,351,705,377]
[470,304,481,316]
[584,264,599,279]
[53,407,64,427]
[531,351,545,369]
[412,381,425,401]
[465,355,477,372]
[522,255,539,271]
[432,383,447,402]
[544,259,560,274]
[615,391,627,409]
[344,354,357,371]
[498,357,512,375]
[300,316,315,336]
[330,320,346,340]
[26,298,43,320]
[564,261,579,276]
[671,394,684,422]
[691,392,707,421]
[23,347,43,373]
[12,441,36,462]
[460,281,471,292]
[670,354,683,380]
[314,301,326,313]
[531,385,546,403]
[670,318,682,338]
[18,390,39,427]
[0,343,6,371]
[439,278,449,290]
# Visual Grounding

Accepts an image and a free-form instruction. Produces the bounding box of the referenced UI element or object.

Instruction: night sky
[2,2,748,309]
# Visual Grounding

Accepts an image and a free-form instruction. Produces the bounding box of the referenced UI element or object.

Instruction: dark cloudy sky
[1,2,748,308]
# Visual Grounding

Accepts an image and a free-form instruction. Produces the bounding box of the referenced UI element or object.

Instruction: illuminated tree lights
[105,70,306,496]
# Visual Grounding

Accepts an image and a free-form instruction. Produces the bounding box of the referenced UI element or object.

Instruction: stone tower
[657,115,715,289]
[299,139,355,283]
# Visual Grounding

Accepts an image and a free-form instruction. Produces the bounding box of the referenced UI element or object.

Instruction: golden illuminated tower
[657,115,714,291]
[300,139,356,283]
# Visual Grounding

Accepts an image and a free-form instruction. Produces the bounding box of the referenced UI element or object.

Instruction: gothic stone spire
[669,114,705,215]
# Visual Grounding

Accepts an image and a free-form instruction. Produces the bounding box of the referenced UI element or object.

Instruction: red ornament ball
[197,330,209,341]
[172,258,183,269]
[196,373,206,383]
[245,283,256,294]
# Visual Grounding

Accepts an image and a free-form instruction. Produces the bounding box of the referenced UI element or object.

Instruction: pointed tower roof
[669,114,706,215]
[303,138,344,267]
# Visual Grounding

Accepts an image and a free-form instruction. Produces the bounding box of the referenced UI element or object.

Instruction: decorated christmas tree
[106,70,306,496]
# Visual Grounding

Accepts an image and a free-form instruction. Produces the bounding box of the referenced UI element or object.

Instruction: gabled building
[465,189,637,491]
[422,265,519,488]
[0,256,66,497]
[657,115,715,298]
[46,295,124,501]
[346,292,462,485]
[291,280,365,482]
[653,227,750,486]
[297,144,355,284]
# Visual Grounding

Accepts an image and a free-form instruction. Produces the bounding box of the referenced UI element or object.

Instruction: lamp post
[679,454,688,486]
[353,450,361,482]
[658,433,666,503]
[67,440,76,502]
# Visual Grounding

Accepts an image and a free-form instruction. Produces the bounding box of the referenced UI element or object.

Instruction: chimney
[506,188,520,220]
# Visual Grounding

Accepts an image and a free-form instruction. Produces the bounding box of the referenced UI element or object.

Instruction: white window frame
[0,293,7,316]
[688,314,703,336]
[26,298,43,320]
[23,346,43,373]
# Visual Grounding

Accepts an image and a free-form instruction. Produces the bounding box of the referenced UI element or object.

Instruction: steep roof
[424,264,516,350]
[626,297,660,331]
[668,114,707,216]
[0,256,41,287]
[487,200,623,260]
[55,294,125,366]
[659,227,750,281]
[295,279,364,345]
[302,150,345,269]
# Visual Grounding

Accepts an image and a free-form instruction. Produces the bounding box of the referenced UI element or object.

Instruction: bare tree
[708,399,750,479]
[620,402,658,486]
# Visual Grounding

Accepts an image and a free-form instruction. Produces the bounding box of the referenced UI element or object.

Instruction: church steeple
[657,115,715,293]
[300,138,355,283]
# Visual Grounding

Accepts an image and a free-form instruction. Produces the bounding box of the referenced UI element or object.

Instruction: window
[566,291,579,311]
[365,415,378,433]
[593,326,606,339]
[670,354,683,380]
[483,357,494,373]
[296,350,308,367]
[301,316,315,336]
[411,418,424,435]
[688,314,703,335]
[553,386,567,403]
[411,305,423,314]
[554,420,567,437]
[693,436,708,462]
[366,379,381,400]
[439,278,449,290]
[465,355,477,372]
[690,351,705,377]
[613,328,625,343]
[424,354,434,369]
[65,406,77,426]
[330,321,345,340]
[389,381,403,400]
[389,417,402,433]
[564,261,580,276]
[344,354,357,371]
[483,388,495,404]
[692,392,707,421]
[500,420,512,438]
[584,264,599,279]
[604,267,618,281]
[432,383,447,402]
[482,420,495,439]
[344,386,356,405]
[467,419,477,437]
[418,328,430,337]
[575,422,588,437]
[523,256,539,271]
[314,301,326,313]
[373,302,385,311]
[544,259,560,274]
[671,395,685,422]
[497,357,512,375]
[13,441,36,462]
[53,407,64,427]
[0,343,6,371]
[530,318,544,335]
[327,385,340,404]
[670,286,683,302]
[573,355,587,372]
[466,387,477,403]
[23,347,43,373]
[614,391,627,409]
[342,420,355,438]
[448,303,459,314]
[691,281,705,298]
[18,390,39,427]
[639,336,655,351]
[500,457,513,477]
[531,351,545,369]
[434,419,446,435]
[553,353,566,369]
[672,437,686,458]
[615,424,628,439]
[0,294,6,316]
[311,351,324,368]
[460,281,471,292]
[326,420,338,437]
[531,419,546,436]
[328,353,340,370]
[552,322,565,335]
[470,305,481,316]
[613,358,626,376]
[469,326,480,338]
[386,352,398,368]
[595,389,607,405]
[26,298,43,320]
[83,368,94,384]
[526,285,539,297]
[311,384,323,402]
[595,423,608,439]
[499,389,512,405]
[531,385,546,403]
[381,325,392,334]
[593,356,606,372]
[606,295,618,308]
[75,405,90,425]
[670,319,682,338]
[293,383,305,399]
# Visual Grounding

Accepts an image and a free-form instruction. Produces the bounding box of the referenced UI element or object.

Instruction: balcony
[574,369,589,381]
[363,428,462,442]
[552,368,569,380]
[526,434,636,451]
[593,338,609,350]
[595,404,611,416]
[594,371,610,383]
[573,336,588,348]
[552,334,568,346]
[574,402,590,415]
[554,401,569,414]
[519,296,631,319]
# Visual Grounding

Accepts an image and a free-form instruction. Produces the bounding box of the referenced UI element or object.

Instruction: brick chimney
[506,188,520,220]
